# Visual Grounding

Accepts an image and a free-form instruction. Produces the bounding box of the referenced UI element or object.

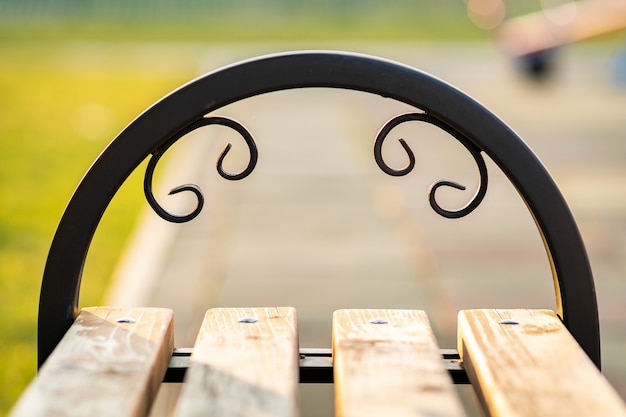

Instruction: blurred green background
[1,1,624,416]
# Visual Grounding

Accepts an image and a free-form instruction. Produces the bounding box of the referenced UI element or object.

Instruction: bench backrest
[38,51,599,368]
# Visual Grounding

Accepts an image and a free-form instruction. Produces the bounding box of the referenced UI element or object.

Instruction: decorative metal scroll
[374,112,488,219]
[144,116,258,223]
[145,112,487,223]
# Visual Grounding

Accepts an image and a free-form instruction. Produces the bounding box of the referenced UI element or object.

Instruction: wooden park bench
[10,51,626,416]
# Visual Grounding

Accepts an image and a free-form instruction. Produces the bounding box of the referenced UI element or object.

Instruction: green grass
[0,5,485,43]
[0,38,199,414]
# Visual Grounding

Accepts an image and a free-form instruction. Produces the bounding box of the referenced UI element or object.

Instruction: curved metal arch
[39,51,599,368]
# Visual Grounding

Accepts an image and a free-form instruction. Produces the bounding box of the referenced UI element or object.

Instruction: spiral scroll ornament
[144,116,258,223]
[374,112,488,219]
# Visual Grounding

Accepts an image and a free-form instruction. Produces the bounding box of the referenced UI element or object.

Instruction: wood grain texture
[10,307,174,417]
[175,307,299,417]
[332,309,466,417]
[458,309,626,417]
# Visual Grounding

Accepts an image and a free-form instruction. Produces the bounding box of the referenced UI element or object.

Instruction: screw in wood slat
[238,317,258,323]
[116,317,136,323]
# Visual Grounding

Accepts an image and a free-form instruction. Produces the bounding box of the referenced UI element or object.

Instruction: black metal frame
[38,51,600,370]
[164,348,469,384]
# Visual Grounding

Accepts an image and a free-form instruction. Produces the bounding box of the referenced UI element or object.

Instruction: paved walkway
[105,43,626,416]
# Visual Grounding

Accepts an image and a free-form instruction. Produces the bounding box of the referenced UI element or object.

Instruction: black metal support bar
[163,348,470,384]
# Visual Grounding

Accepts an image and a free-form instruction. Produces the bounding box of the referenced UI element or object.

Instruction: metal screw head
[238,317,258,323]
[499,319,519,325]
[370,318,388,325]
[116,317,136,324]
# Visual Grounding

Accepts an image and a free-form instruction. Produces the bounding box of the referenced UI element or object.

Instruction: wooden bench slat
[332,309,467,417]
[458,309,626,417]
[174,307,299,417]
[10,307,174,417]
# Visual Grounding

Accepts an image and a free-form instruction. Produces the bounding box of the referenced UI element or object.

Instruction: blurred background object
[496,0,626,56]
[467,0,626,80]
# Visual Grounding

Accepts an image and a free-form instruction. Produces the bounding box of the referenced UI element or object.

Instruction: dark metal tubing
[162,348,469,384]
[38,51,599,369]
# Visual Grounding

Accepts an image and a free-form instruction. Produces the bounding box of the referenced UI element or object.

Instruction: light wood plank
[332,309,466,417]
[10,307,174,417]
[458,309,626,417]
[175,307,299,417]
